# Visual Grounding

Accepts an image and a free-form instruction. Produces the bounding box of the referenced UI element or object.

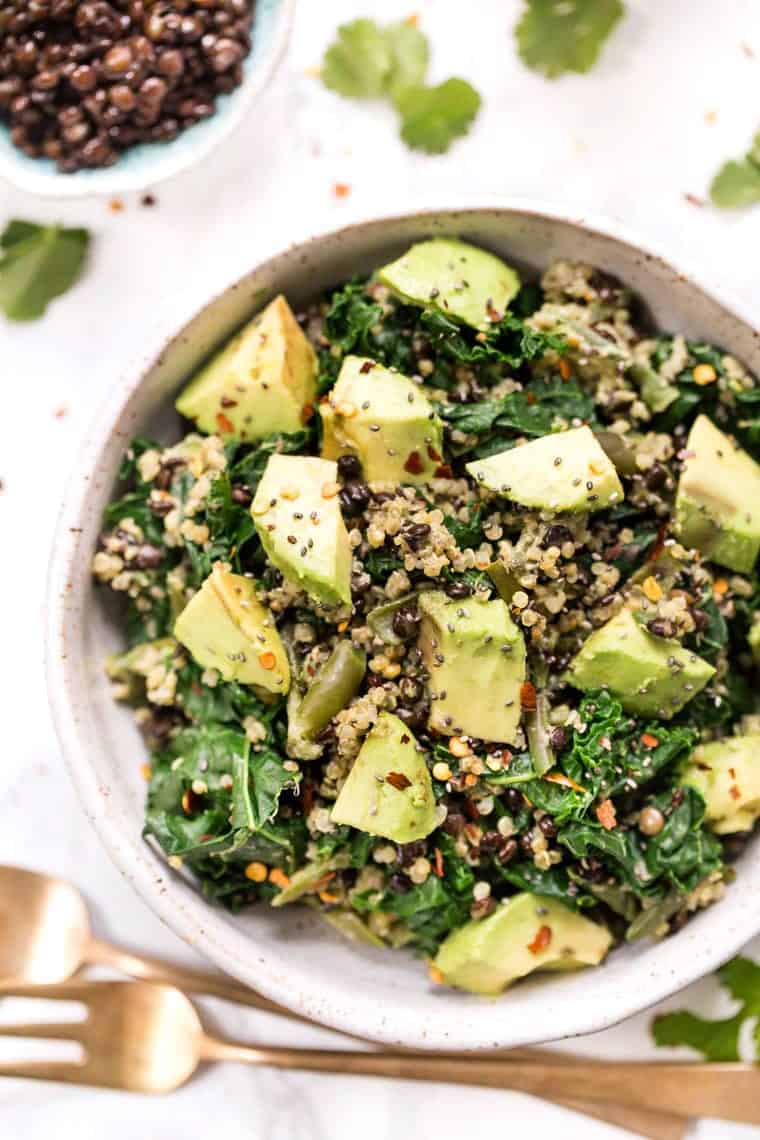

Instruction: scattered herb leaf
[0,220,90,321]
[515,0,625,79]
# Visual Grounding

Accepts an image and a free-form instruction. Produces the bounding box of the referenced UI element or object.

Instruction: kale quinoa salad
[92,239,760,996]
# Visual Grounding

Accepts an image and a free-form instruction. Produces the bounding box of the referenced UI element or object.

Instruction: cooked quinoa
[94,245,760,994]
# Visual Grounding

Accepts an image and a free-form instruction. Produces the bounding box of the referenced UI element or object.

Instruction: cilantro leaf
[321,18,428,102]
[710,157,760,209]
[0,220,90,321]
[384,21,430,103]
[653,956,760,1061]
[321,19,393,98]
[515,0,625,79]
[397,78,481,154]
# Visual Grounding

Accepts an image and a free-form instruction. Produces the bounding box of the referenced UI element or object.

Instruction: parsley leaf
[384,21,430,103]
[653,956,760,1061]
[321,20,481,155]
[397,78,481,154]
[321,19,393,98]
[0,219,90,321]
[515,0,625,79]
[710,154,760,209]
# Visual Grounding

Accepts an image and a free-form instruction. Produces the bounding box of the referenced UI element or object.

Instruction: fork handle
[86,937,299,1021]
[200,1040,757,1126]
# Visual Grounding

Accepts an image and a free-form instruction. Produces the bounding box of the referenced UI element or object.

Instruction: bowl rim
[0,0,295,199]
[46,201,760,1049]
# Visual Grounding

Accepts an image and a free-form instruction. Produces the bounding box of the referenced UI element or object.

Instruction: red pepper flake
[729,766,737,779]
[647,521,668,564]
[741,41,755,58]
[109,198,124,213]
[258,651,277,671]
[596,799,617,830]
[684,192,706,209]
[359,360,374,374]
[520,681,537,711]
[386,771,412,791]
[486,299,502,322]
[427,444,442,462]
[333,182,351,199]
[301,403,314,424]
[730,784,742,801]
[191,682,203,695]
[525,391,536,405]
[216,411,234,433]
[463,799,480,822]
[434,463,453,478]
[53,405,68,419]
[641,732,660,749]
[400,734,410,744]
[545,772,586,793]
[405,12,419,26]
[220,395,238,408]
[528,924,552,955]
[404,450,424,475]
[558,358,572,380]
[434,847,444,878]
[300,779,314,817]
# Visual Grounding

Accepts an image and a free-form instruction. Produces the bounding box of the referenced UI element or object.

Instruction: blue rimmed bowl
[0,0,294,198]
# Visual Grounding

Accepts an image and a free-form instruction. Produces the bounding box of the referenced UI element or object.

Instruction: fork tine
[0,1022,83,1040]
[0,1060,88,1084]
[0,982,97,1001]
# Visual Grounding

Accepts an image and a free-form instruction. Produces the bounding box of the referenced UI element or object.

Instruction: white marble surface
[1,0,760,1135]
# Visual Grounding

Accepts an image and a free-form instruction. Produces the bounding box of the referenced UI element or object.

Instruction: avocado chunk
[466,426,624,513]
[565,607,714,718]
[174,563,290,692]
[251,454,352,607]
[433,892,612,996]
[331,712,436,842]
[682,735,760,834]
[319,355,445,483]
[377,238,520,330]
[749,616,760,667]
[175,295,317,442]
[417,591,526,742]
[673,415,760,574]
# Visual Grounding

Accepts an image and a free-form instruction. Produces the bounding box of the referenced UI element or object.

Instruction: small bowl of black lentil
[0,0,294,196]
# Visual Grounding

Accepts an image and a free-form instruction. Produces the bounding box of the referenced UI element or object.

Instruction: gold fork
[0,866,688,1138]
[0,980,755,1127]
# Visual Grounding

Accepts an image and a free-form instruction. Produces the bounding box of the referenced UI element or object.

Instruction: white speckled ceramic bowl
[47,205,760,1051]
[0,0,293,198]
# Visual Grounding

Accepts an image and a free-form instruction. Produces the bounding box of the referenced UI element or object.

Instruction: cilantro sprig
[711,130,760,209]
[0,219,90,321]
[653,956,760,1061]
[515,0,625,79]
[321,18,481,154]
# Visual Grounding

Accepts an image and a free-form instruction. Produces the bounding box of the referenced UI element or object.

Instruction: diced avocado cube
[251,454,352,606]
[466,426,624,513]
[377,238,520,330]
[433,892,612,996]
[331,712,436,843]
[319,355,445,483]
[176,295,317,442]
[174,563,289,692]
[564,608,715,719]
[417,591,526,743]
[749,616,760,666]
[674,414,760,574]
[683,734,760,834]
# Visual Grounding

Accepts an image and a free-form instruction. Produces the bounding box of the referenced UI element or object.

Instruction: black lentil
[0,1,256,171]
